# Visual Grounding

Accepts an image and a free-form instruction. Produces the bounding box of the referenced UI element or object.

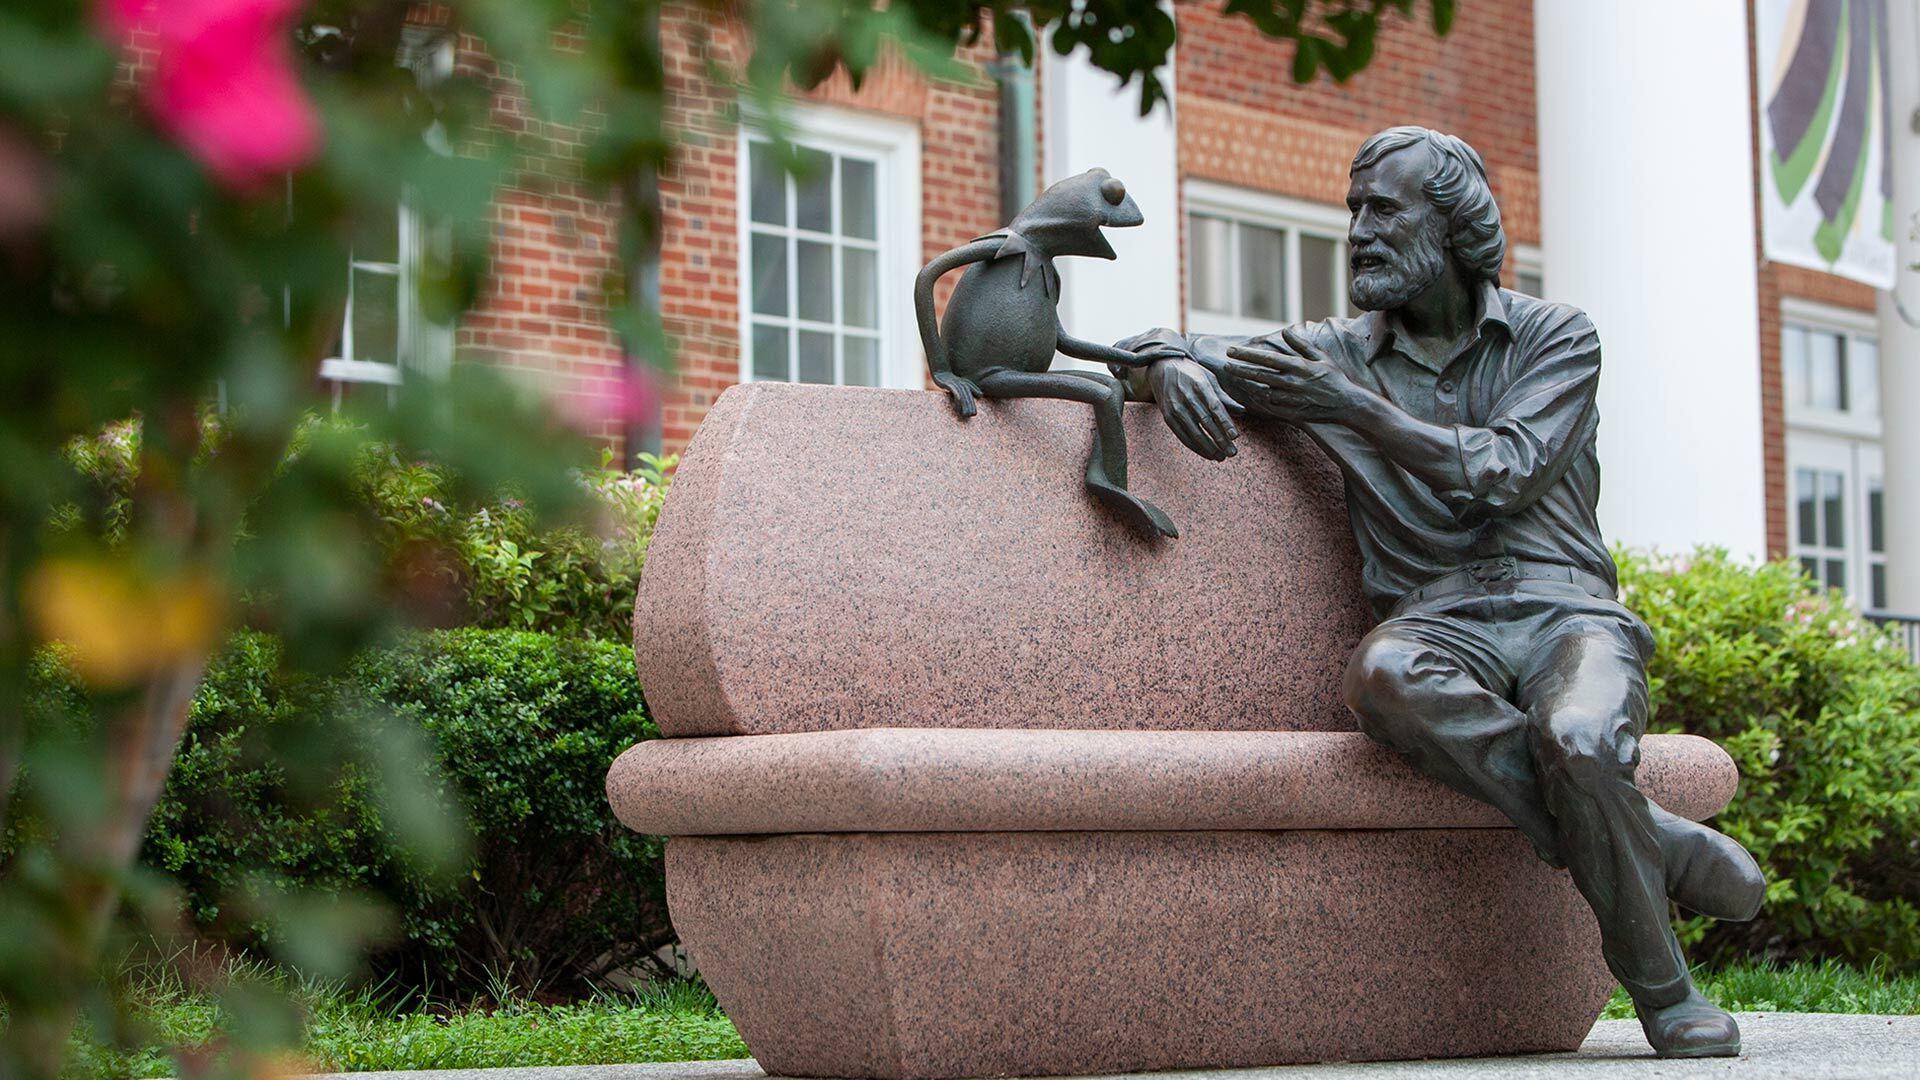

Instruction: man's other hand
[1222,327,1360,423]
[1151,357,1242,460]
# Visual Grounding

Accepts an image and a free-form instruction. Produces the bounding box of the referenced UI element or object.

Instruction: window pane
[1870,484,1885,553]
[1800,556,1819,583]
[843,335,878,387]
[1795,468,1817,546]
[842,247,877,329]
[1871,564,1887,610]
[1189,214,1232,313]
[1821,470,1845,547]
[351,269,399,364]
[840,157,877,240]
[1782,326,1809,408]
[1300,234,1337,321]
[751,322,789,381]
[1825,558,1846,591]
[750,233,787,316]
[1516,270,1543,297]
[352,210,400,266]
[797,329,833,384]
[749,141,785,226]
[1239,223,1286,322]
[1809,329,1845,410]
[796,239,833,322]
[794,146,831,232]
[1851,337,1879,420]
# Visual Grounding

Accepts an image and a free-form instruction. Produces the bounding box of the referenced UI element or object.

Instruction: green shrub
[137,628,668,997]
[356,444,674,642]
[56,418,674,643]
[1619,548,1920,968]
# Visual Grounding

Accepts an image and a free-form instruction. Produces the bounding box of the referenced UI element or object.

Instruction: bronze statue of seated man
[1115,125,1766,1059]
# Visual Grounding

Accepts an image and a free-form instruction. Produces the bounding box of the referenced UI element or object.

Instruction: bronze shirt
[1127,282,1613,617]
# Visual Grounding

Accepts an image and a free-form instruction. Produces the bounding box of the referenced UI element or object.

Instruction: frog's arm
[915,238,1002,378]
[914,237,1003,417]
[1057,315,1168,369]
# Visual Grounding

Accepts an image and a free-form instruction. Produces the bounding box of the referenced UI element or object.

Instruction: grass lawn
[63,971,748,1079]
[58,959,1919,1076]
[1601,960,1920,1019]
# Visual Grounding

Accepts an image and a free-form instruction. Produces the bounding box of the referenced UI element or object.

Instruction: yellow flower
[24,557,223,686]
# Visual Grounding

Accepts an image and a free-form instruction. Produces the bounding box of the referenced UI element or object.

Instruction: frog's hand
[915,237,1005,383]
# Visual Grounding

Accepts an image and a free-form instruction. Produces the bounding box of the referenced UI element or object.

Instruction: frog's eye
[1100,177,1127,205]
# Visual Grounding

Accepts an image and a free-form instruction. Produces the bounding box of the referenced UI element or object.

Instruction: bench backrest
[634,382,1374,736]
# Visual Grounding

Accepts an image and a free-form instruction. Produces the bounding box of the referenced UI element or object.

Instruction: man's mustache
[1350,246,1397,270]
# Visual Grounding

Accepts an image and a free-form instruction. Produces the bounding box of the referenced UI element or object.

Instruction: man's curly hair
[1352,126,1506,284]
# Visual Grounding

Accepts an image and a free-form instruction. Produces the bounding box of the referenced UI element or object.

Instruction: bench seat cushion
[607,727,1737,836]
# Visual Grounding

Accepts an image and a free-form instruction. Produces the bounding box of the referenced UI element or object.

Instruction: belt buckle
[1469,556,1521,584]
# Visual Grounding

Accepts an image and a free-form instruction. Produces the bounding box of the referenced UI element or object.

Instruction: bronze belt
[1391,556,1615,616]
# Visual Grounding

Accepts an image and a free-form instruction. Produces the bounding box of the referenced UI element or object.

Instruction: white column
[1877,0,1920,612]
[1040,44,1180,363]
[1533,3,1767,557]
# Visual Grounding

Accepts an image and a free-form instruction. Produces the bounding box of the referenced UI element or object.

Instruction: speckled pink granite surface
[633,382,1375,737]
[616,381,1748,1079]
[608,728,1737,836]
[667,829,1615,1078]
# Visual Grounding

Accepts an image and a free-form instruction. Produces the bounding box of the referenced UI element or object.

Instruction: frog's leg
[973,368,1178,539]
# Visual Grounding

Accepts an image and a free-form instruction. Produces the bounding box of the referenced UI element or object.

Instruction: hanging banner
[1756,0,1896,289]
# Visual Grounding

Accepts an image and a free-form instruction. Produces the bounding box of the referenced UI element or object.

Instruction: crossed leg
[1345,605,1742,1056]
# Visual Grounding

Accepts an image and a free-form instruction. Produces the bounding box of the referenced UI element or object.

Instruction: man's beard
[1349,228,1448,311]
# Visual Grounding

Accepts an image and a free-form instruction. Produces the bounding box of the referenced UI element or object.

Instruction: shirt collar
[1358,279,1510,373]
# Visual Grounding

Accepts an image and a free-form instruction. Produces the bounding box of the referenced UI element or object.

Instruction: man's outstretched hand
[1222,327,1361,423]
[1114,329,1243,461]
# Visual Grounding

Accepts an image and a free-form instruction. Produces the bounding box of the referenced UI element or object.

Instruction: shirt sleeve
[1106,328,1274,404]
[1441,305,1601,525]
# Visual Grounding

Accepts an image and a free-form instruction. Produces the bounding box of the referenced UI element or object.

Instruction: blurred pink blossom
[97,0,321,192]
[556,368,662,431]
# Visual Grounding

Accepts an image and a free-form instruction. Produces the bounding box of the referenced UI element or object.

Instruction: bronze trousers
[1343,578,1690,1007]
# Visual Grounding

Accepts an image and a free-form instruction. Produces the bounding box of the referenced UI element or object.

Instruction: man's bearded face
[1346,149,1451,312]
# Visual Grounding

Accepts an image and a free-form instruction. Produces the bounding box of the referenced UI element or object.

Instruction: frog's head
[1007,167,1143,260]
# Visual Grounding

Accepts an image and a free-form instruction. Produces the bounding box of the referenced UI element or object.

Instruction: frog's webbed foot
[933,372,982,418]
[1087,476,1178,539]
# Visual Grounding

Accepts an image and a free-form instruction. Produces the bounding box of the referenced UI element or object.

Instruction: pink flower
[98,0,321,192]
[555,368,663,432]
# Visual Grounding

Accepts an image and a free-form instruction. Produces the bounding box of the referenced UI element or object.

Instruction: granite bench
[607,381,1739,1079]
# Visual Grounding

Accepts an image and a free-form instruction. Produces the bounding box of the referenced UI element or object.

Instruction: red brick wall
[445,10,1000,458]
[450,30,632,453]
[1175,0,1540,249]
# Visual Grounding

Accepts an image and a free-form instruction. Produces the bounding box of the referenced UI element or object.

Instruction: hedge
[140,628,669,997]
[1622,549,1920,968]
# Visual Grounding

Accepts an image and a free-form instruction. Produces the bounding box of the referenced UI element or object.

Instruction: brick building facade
[343,2,1904,613]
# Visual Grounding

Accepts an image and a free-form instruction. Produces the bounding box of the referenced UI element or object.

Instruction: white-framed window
[1184,181,1354,337]
[738,106,921,388]
[1782,300,1881,438]
[317,26,454,409]
[1783,298,1889,609]
[1511,243,1544,298]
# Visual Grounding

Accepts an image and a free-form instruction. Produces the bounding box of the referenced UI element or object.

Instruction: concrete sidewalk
[311,1012,1919,1080]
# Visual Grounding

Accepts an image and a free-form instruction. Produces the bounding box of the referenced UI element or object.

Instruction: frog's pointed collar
[977,229,1064,299]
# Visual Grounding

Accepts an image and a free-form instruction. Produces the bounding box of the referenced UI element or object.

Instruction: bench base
[667,829,1617,1078]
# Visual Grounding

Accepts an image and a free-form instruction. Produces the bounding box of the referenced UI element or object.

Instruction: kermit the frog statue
[914,168,1188,539]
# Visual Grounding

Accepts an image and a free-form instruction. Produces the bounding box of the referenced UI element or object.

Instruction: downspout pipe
[624,5,665,468]
[990,24,1038,224]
